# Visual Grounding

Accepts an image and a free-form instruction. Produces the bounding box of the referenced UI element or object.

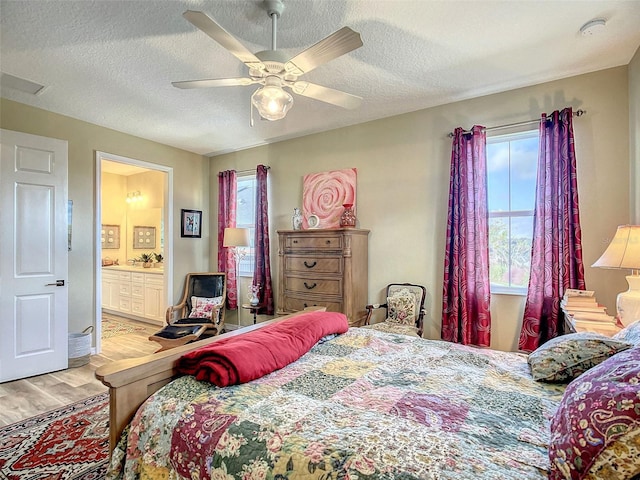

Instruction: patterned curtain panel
[217,170,238,309]
[442,125,491,346]
[519,108,586,352]
[252,165,274,315]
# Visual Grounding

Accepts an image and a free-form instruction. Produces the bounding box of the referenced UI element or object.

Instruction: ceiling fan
[172,0,363,122]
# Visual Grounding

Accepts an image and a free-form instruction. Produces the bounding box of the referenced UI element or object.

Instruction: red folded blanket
[177,311,349,387]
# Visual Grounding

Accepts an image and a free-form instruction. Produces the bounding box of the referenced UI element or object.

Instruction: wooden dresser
[277,228,369,326]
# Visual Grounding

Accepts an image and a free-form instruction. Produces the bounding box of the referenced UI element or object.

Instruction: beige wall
[0,98,210,341]
[630,46,640,223]
[210,66,631,351]
[1,64,633,352]
[101,172,128,262]
[102,170,165,263]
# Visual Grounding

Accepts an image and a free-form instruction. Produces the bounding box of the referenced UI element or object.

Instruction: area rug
[102,316,146,338]
[0,392,109,479]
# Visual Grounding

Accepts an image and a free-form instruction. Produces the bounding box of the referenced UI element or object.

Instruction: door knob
[45,280,65,287]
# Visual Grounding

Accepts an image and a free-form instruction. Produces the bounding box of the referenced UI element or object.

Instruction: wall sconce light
[126,191,143,203]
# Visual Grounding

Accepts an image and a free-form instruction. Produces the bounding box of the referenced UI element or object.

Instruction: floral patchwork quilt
[107,327,565,480]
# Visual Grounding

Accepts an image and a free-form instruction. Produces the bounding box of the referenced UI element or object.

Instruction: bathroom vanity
[102,265,165,325]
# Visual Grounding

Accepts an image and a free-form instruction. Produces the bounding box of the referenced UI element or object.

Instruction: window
[236,175,256,276]
[487,130,538,293]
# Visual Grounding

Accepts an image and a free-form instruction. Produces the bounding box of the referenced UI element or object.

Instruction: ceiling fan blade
[285,27,363,76]
[183,10,265,70]
[172,78,258,89]
[291,81,362,109]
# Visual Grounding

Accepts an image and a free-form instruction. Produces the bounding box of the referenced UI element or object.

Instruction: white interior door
[0,129,69,382]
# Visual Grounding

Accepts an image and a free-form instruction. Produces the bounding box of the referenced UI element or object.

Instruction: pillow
[549,346,640,480]
[613,319,640,346]
[387,289,416,326]
[527,332,632,382]
[189,296,223,321]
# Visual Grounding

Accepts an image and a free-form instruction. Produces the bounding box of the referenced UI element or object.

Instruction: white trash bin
[68,326,93,368]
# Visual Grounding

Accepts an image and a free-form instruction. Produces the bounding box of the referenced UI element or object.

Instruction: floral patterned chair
[149,272,226,351]
[363,283,426,337]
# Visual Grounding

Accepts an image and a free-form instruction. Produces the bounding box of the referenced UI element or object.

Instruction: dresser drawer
[145,273,164,285]
[286,234,343,251]
[284,296,343,313]
[131,272,145,283]
[118,271,131,282]
[131,283,144,298]
[284,275,343,296]
[119,282,131,296]
[119,297,131,312]
[131,299,144,316]
[284,255,342,274]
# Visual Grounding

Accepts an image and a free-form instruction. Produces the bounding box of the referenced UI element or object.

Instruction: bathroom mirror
[127,208,163,261]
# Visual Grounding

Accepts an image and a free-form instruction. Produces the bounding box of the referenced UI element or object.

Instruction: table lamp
[592,225,640,326]
[223,227,250,263]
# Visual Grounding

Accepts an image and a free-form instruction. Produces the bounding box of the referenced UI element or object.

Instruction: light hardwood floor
[0,314,160,427]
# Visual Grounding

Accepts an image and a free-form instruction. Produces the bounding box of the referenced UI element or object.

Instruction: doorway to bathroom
[95,151,173,354]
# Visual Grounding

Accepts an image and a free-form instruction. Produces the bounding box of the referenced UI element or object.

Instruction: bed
[96,309,640,480]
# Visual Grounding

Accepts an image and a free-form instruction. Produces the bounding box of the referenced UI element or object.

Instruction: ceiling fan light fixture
[251,76,294,121]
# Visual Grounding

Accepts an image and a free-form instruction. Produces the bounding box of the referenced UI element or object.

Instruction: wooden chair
[364,283,426,337]
[149,272,226,351]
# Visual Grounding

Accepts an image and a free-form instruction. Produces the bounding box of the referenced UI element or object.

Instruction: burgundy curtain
[442,125,491,346]
[217,170,239,309]
[252,165,274,315]
[519,108,585,351]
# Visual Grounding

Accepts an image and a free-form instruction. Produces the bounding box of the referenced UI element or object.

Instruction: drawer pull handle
[303,303,318,308]
[304,282,317,290]
[326,240,331,244]
[303,261,317,268]
[293,240,298,244]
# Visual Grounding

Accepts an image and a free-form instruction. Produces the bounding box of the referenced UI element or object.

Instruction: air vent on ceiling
[0,72,46,95]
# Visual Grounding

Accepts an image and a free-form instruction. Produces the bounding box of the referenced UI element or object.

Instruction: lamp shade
[223,227,250,248]
[592,225,640,270]
[251,76,293,121]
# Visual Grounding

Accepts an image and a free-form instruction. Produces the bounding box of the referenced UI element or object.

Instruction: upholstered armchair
[363,283,426,337]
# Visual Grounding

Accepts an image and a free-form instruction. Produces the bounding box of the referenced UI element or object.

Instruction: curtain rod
[234,165,271,175]
[447,109,587,138]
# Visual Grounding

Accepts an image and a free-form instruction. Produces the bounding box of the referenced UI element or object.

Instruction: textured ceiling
[1,0,639,157]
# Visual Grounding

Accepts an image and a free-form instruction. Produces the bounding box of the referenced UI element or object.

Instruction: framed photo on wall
[101,224,120,249]
[181,209,202,238]
[133,226,156,249]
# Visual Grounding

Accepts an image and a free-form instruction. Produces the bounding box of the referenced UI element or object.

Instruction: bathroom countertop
[102,264,164,274]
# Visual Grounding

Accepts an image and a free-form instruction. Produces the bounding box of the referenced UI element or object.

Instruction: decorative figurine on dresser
[277,228,369,326]
[292,208,303,230]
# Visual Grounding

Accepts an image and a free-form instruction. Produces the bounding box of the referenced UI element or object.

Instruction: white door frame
[95,151,173,353]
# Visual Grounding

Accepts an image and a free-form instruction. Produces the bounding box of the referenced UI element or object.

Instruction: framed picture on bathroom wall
[181,209,202,238]
[133,226,156,249]
[101,224,120,249]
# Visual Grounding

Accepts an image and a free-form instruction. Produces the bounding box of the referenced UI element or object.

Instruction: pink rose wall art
[302,168,357,229]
